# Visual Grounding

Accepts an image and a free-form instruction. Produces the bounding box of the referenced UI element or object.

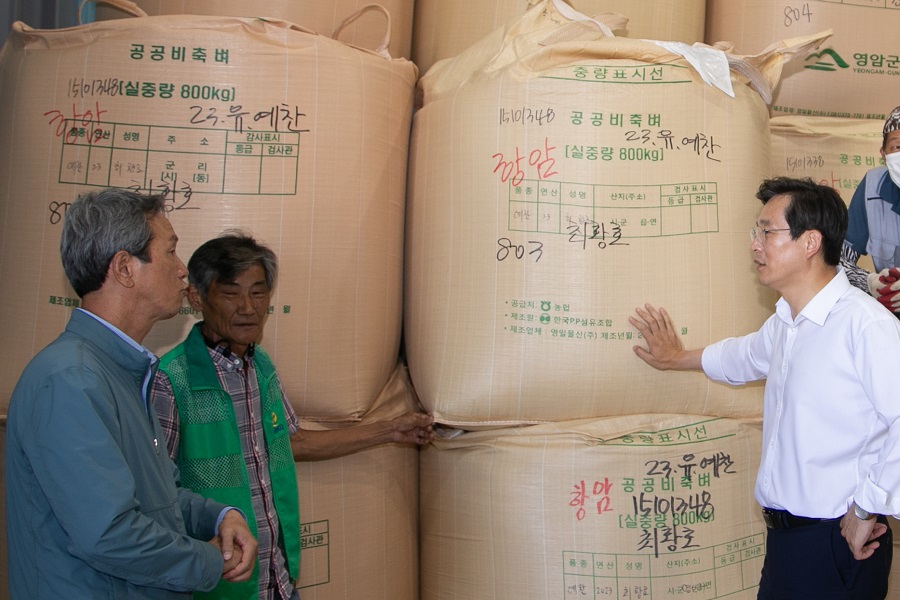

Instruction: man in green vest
[150,232,434,600]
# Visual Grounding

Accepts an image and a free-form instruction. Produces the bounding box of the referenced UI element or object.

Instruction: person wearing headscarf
[841,105,900,315]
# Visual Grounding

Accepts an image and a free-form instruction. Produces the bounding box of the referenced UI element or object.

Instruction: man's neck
[81,293,155,344]
[780,265,838,320]
[199,323,251,360]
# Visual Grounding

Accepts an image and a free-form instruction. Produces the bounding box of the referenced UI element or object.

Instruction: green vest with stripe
[159,325,300,600]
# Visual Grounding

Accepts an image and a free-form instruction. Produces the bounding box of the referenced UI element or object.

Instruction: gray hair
[188,231,278,299]
[60,188,167,297]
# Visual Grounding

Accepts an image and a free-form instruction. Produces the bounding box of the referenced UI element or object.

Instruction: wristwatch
[853,502,875,520]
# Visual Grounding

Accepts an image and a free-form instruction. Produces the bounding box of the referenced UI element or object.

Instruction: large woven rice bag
[93,0,414,61]
[0,12,415,420]
[420,415,765,599]
[707,0,899,119]
[412,0,706,76]
[405,0,828,427]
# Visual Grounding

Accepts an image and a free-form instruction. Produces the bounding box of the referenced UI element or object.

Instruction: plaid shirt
[151,341,300,600]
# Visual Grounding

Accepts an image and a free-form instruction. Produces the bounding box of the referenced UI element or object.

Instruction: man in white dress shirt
[630,177,900,599]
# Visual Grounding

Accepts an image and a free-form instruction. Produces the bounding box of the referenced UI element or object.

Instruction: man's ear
[186,284,204,312]
[108,250,137,288]
[804,229,824,260]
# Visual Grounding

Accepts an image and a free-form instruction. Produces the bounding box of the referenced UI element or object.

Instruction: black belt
[762,508,838,530]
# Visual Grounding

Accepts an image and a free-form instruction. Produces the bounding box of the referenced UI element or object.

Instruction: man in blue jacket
[5,188,258,599]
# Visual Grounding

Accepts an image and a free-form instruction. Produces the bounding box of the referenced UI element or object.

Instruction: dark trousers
[758,516,892,599]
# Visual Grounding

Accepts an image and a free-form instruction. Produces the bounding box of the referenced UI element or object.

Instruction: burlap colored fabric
[0,15,416,420]
[420,415,765,599]
[94,0,414,61]
[405,0,826,426]
[707,0,900,119]
[413,0,706,76]
[295,362,421,599]
[769,116,884,204]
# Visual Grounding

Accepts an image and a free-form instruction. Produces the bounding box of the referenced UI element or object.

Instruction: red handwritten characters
[570,477,613,521]
[493,137,559,186]
[44,102,109,144]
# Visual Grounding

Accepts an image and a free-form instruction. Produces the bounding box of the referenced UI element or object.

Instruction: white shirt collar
[774,266,847,328]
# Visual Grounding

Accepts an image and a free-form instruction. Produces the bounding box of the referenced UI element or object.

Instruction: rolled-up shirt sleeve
[701,319,773,386]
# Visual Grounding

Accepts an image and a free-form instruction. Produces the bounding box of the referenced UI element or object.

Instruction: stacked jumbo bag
[708,1,892,255]
[294,364,422,599]
[0,6,419,599]
[406,1,830,597]
[421,416,766,598]
[707,0,894,275]
[707,0,895,222]
[94,0,415,61]
[412,0,708,77]
[769,117,884,202]
[405,0,830,427]
[706,0,898,119]
[769,117,880,270]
